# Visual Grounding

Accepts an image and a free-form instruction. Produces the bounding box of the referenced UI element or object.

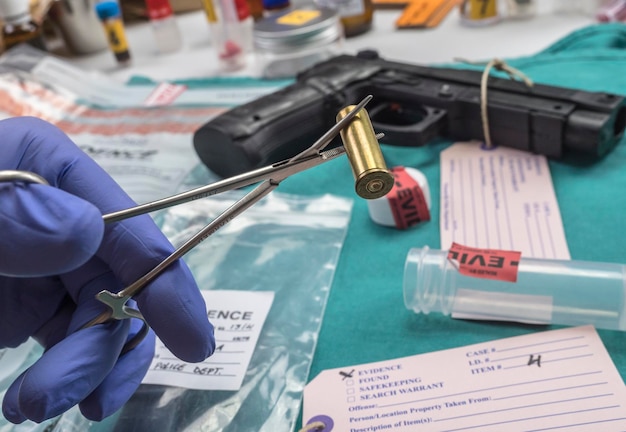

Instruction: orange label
[277,10,321,25]
[424,0,461,27]
[387,166,430,229]
[396,0,459,28]
[447,243,521,282]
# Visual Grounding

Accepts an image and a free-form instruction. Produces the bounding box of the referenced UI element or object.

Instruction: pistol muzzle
[337,105,394,200]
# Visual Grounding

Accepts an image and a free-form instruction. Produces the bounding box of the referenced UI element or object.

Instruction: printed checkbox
[346,388,355,395]
[345,379,354,386]
[347,396,355,403]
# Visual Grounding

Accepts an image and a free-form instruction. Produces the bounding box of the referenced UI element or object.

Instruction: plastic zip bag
[0,189,352,432]
[115,191,352,432]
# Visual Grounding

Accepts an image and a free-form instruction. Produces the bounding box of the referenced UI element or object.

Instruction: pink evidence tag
[447,242,522,282]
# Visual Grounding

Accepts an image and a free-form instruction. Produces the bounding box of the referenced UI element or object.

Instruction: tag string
[480,58,534,149]
[298,421,326,432]
[455,57,534,149]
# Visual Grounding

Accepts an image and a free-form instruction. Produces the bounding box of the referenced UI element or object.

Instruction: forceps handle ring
[0,170,49,185]
[83,292,149,354]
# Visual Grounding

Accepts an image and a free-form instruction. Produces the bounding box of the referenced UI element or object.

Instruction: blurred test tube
[144,0,183,53]
[201,0,247,72]
[596,0,626,21]
[95,1,131,65]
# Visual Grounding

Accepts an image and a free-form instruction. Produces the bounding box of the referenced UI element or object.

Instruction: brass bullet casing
[337,105,394,199]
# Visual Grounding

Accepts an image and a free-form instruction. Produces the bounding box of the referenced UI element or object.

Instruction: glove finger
[2,320,128,424]
[79,318,156,421]
[60,257,124,332]
[2,370,28,423]
[4,262,126,424]
[0,183,103,277]
[59,260,158,421]
[134,262,215,363]
[4,267,153,423]
[93,212,214,362]
[0,276,67,348]
[62,253,214,364]
[2,299,77,424]
[2,117,214,362]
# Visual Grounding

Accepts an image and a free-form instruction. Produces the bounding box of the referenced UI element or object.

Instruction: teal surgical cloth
[277,23,626,378]
[159,23,626,428]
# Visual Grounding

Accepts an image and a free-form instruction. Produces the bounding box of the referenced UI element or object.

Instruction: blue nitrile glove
[0,117,215,423]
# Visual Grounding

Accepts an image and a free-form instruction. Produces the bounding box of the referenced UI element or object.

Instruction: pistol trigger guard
[368,103,447,147]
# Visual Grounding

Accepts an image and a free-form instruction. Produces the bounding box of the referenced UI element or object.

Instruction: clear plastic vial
[506,0,536,19]
[201,0,247,72]
[234,0,254,52]
[145,0,182,53]
[404,246,626,331]
[596,0,626,21]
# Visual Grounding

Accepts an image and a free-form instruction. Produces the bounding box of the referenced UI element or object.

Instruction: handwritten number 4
[528,354,541,367]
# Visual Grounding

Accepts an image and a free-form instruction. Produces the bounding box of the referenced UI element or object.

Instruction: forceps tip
[333,95,374,130]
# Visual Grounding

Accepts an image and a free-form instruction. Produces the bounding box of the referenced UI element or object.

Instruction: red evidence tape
[447,242,521,282]
[387,166,431,229]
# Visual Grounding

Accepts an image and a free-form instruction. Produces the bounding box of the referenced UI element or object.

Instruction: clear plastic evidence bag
[0,184,353,432]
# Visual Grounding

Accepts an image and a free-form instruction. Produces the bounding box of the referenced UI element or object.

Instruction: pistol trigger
[368,102,446,147]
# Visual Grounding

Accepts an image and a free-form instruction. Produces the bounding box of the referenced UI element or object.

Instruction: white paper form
[440,142,570,259]
[143,290,274,391]
[303,326,626,431]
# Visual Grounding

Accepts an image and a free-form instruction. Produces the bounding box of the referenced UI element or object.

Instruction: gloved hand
[0,117,215,423]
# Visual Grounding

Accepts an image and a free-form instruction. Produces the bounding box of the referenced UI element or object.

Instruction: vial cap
[145,0,173,20]
[95,1,121,20]
[262,0,289,10]
[0,0,31,24]
[234,0,250,20]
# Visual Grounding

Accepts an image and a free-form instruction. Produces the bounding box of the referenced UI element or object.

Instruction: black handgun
[193,50,626,178]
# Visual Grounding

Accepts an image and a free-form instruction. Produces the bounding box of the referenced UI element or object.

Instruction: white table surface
[61,1,598,83]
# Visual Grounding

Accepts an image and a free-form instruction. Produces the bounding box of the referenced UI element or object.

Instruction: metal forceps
[0,94,388,353]
[0,95,393,352]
